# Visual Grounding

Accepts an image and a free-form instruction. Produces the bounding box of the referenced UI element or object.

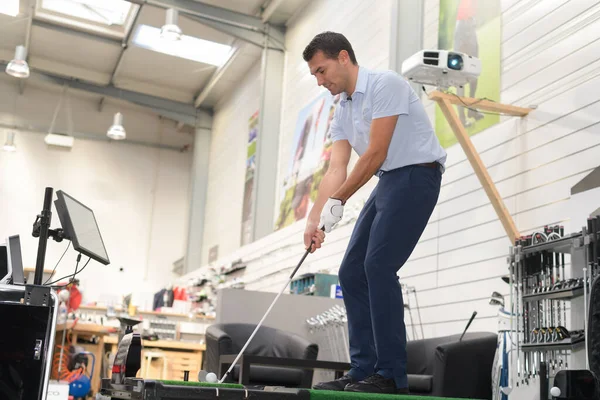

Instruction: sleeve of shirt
[371,72,411,119]
[328,104,347,142]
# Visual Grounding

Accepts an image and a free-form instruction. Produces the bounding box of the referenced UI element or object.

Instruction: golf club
[218,232,321,384]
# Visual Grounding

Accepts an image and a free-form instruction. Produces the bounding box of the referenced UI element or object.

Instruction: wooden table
[104,336,205,381]
[55,322,116,396]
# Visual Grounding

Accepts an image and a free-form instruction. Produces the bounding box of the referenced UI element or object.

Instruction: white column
[251,30,285,242]
[390,0,425,95]
[185,111,212,273]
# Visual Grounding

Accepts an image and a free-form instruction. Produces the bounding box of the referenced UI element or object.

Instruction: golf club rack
[506,218,600,399]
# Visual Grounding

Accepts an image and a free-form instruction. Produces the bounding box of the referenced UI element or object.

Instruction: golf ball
[206,372,218,383]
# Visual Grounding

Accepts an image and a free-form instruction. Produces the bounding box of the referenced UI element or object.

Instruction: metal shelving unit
[505,221,599,398]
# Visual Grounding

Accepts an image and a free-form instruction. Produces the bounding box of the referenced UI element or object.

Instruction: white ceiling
[0,0,310,146]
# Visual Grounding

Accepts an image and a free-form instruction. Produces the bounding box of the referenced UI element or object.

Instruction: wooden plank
[428,91,533,116]
[435,98,520,242]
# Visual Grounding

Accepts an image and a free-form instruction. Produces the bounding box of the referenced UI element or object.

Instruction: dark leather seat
[203,323,319,388]
[406,332,497,399]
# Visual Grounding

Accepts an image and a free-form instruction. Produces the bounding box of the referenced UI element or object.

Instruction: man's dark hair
[303,31,357,65]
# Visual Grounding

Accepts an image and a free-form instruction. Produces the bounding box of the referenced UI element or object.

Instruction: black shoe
[312,374,357,391]
[345,373,408,394]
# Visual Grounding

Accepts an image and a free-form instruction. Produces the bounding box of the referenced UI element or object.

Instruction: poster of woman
[275,92,340,230]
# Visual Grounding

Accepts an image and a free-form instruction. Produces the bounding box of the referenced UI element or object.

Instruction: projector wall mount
[429,91,534,242]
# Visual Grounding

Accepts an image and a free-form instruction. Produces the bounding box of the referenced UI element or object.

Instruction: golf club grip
[290,226,325,279]
[290,246,312,279]
[460,311,477,341]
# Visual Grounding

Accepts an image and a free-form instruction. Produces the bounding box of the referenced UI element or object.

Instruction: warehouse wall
[0,76,192,306]
[183,0,600,339]
[408,0,600,336]
[200,61,262,266]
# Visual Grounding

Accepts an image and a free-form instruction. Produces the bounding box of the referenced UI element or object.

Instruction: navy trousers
[339,164,441,389]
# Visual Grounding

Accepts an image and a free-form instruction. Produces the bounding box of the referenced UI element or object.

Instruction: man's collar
[342,66,367,103]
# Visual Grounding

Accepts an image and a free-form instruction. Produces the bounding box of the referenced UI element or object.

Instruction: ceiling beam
[110,5,143,85]
[0,61,209,126]
[185,14,284,51]
[261,0,285,23]
[18,2,35,95]
[0,122,184,151]
[193,42,243,108]
[192,0,286,109]
[99,4,144,112]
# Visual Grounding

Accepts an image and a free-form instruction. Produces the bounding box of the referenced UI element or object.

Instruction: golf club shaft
[219,241,315,383]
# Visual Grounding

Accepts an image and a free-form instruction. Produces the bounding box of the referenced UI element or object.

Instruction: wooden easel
[429,91,534,243]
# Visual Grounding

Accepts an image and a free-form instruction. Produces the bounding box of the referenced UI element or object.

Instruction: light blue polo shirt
[329,66,447,173]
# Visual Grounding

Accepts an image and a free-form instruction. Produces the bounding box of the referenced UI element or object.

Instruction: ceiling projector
[401,50,481,89]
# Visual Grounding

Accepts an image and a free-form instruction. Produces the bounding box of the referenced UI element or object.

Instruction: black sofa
[203,323,321,388]
[406,331,497,399]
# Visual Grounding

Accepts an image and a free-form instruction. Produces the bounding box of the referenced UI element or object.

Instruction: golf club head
[490,291,505,307]
[489,298,504,307]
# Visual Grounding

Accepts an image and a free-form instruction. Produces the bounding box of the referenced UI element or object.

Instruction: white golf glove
[319,198,344,233]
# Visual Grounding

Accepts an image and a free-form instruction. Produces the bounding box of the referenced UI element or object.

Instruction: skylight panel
[132,24,233,67]
[41,0,132,26]
[0,0,20,17]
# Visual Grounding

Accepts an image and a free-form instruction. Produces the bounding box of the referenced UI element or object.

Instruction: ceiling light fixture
[161,8,182,41]
[3,131,17,152]
[44,133,74,148]
[5,45,30,79]
[107,112,126,140]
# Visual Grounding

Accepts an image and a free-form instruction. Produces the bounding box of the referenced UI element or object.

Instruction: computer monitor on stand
[31,188,110,285]
[54,190,110,265]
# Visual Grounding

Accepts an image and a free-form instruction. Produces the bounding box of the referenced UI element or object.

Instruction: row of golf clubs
[502,235,581,394]
[306,305,350,363]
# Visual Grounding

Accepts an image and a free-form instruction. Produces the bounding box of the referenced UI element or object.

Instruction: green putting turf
[159,380,244,389]
[158,381,482,400]
[308,390,480,400]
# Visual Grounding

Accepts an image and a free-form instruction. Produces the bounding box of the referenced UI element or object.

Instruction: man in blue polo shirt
[302,32,446,394]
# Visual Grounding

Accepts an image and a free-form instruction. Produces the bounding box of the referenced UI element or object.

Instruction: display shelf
[78,305,215,320]
[521,336,585,352]
[520,233,582,255]
[522,285,584,302]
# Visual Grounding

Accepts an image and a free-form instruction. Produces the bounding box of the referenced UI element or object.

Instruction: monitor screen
[54,190,110,265]
[7,235,24,285]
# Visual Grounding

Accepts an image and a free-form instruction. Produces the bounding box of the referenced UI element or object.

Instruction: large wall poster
[241,110,259,245]
[275,92,341,230]
[436,0,501,148]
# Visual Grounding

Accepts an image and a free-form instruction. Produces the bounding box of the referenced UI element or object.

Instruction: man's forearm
[332,150,385,204]
[309,167,347,220]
